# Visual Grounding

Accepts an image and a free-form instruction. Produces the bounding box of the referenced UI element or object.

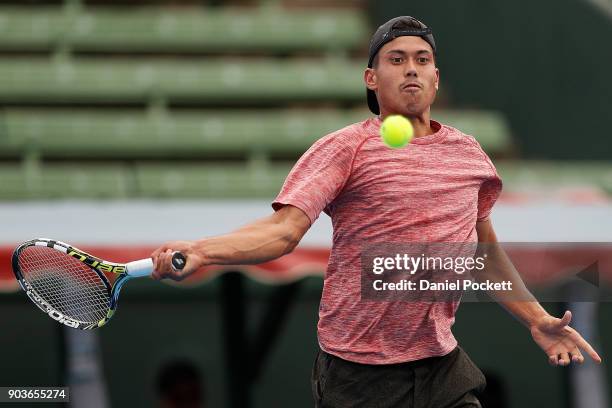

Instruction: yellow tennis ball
[380,115,414,148]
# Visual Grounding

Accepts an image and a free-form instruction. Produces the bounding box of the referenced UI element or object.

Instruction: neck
[380,109,433,138]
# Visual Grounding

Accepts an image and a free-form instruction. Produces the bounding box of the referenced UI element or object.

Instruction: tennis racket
[12,238,185,330]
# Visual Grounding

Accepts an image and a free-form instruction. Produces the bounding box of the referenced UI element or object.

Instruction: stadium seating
[496,161,612,193]
[0,8,368,53]
[0,109,513,158]
[1,160,610,199]
[0,59,365,104]
[0,107,515,198]
[4,4,599,202]
[0,164,130,199]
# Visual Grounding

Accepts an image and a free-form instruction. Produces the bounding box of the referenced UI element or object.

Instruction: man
[152,16,601,408]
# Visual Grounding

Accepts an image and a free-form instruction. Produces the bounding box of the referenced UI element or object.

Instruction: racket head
[12,238,125,330]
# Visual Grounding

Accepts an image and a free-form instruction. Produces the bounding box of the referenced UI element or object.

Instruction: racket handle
[126,258,155,277]
[171,251,186,271]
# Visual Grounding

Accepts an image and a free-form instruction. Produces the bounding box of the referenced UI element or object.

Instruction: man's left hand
[530,310,602,366]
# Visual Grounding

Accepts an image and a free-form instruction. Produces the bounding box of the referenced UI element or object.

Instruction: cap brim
[367,89,379,115]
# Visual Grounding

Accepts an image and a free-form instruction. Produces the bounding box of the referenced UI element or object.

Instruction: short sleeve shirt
[273,117,502,364]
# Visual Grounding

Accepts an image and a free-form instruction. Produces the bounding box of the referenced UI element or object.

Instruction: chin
[400,105,426,117]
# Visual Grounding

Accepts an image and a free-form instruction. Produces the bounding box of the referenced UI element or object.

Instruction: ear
[364,68,378,91]
[434,67,440,91]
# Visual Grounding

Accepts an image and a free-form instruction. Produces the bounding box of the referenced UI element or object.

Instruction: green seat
[0,163,287,199]
[496,161,612,193]
[0,165,129,199]
[134,163,289,198]
[0,109,514,159]
[0,8,368,53]
[433,110,514,154]
[0,59,365,104]
[1,161,611,199]
[0,110,364,158]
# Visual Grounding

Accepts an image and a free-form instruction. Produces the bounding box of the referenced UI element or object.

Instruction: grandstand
[0,1,611,408]
[0,0,521,200]
[1,0,609,199]
[0,1,610,199]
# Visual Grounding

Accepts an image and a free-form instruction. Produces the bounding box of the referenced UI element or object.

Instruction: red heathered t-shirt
[272,116,502,364]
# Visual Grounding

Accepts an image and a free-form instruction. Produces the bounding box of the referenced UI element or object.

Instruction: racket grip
[126,258,155,277]
[171,251,186,271]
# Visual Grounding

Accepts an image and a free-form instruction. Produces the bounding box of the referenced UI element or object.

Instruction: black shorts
[311,346,486,408]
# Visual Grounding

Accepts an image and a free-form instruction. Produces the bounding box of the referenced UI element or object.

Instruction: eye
[390,56,404,64]
[417,57,430,64]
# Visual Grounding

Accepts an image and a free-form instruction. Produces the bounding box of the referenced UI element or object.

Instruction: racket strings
[18,246,111,324]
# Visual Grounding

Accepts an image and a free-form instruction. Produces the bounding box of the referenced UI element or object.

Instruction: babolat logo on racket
[68,249,126,274]
[24,284,81,329]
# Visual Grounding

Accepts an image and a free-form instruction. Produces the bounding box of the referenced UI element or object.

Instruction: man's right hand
[151,240,206,281]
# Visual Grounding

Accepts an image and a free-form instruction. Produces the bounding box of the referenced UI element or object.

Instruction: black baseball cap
[367,16,437,115]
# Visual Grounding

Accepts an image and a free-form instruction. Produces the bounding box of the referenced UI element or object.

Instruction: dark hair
[371,53,380,68]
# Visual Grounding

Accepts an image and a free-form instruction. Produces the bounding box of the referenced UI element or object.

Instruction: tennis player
[152,16,601,407]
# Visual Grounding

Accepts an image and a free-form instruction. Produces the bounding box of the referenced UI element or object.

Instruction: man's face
[365,36,439,117]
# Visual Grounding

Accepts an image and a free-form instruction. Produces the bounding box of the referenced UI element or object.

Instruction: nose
[404,58,418,77]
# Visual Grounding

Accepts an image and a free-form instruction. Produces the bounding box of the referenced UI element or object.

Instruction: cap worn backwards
[366,16,436,115]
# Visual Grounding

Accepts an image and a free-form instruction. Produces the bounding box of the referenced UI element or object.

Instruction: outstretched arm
[151,205,311,281]
[476,219,602,366]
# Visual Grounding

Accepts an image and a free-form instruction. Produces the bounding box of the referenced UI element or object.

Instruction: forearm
[501,300,550,328]
[477,243,551,327]
[468,218,600,365]
[194,219,301,266]
[475,220,551,328]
